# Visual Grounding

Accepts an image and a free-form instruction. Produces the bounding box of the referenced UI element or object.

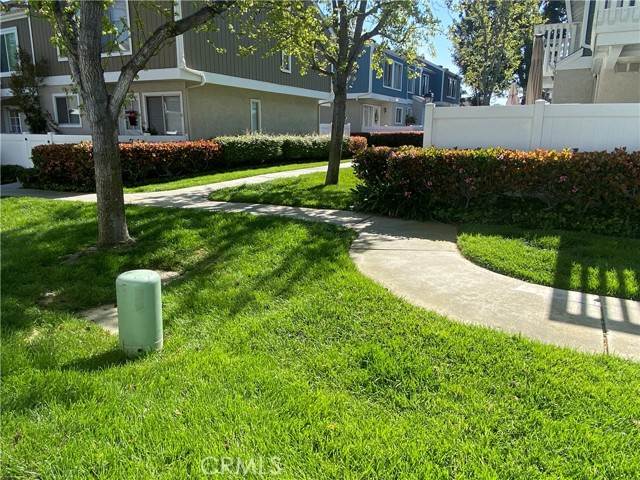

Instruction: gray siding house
[0,2,331,138]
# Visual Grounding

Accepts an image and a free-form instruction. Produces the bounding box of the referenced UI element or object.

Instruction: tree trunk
[92,121,131,248]
[325,76,348,185]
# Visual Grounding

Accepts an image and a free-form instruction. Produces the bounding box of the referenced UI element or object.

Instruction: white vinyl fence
[423,101,640,151]
[361,125,423,133]
[0,133,189,168]
[319,123,351,137]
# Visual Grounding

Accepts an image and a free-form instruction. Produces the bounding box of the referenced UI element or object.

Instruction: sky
[421,1,459,74]
[423,1,509,104]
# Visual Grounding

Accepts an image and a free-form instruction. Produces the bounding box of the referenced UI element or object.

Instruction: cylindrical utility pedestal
[116,269,163,357]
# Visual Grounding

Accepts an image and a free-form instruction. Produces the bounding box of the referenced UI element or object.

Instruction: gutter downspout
[175,1,205,140]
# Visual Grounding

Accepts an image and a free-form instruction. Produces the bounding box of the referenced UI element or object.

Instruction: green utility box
[116,269,163,357]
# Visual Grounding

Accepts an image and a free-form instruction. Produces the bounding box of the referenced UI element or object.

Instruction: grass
[3,198,640,479]
[208,167,358,210]
[458,224,640,300]
[123,160,350,193]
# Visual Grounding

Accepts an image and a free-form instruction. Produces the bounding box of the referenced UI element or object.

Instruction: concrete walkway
[3,165,639,360]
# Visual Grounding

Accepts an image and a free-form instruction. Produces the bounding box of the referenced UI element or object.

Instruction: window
[420,74,430,96]
[102,0,131,54]
[1,28,19,76]
[8,109,22,133]
[58,0,131,59]
[447,78,458,98]
[119,94,142,134]
[362,104,380,128]
[281,51,291,73]
[144,93,183,135]
[395,107,403,125]
[53,94,81,126]
[250,99,261,133]
[408,68,419,94]
[383,60,403,90]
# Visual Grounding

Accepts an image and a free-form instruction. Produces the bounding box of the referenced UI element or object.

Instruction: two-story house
[319,45,461,132]
[534,0,639,103]
[0,2,331,138]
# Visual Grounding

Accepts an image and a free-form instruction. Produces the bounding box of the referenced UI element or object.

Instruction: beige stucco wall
[594,69,640,103]
[552,69,595,104]
[187,85,320,139]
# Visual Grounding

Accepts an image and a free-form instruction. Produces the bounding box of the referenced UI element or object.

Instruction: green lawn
[458,224,640,300]
[208,167,358,210]
[3,198,640,479]
[123,160,348,193]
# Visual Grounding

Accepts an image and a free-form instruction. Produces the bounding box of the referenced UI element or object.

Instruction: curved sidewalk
[3,168,639,360]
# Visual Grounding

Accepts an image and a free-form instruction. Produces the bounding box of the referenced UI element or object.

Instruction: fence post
[423,103,435,148]
[530,100,546,150]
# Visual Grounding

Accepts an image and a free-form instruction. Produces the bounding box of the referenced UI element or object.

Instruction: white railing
[534,23,580,78]
[319,123,351,136]
[423,101,640,152]
[0,133,189,168]
[361,125,423,133]
[597,0,640,35]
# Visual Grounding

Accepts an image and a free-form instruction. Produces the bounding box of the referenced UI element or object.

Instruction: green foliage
[215,134,366,166]
[21,136,366,192]
[8,49,58,134]
[353,146,640,237]
[23,141,222,192]
[3,198,640,478]
[449,0,541,104]
[0,164,26,184]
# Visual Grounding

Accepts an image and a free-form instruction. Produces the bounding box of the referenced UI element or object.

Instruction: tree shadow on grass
[549,233,639,336]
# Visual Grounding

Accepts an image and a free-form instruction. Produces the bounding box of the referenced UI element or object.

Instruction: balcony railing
[534,23,580,78]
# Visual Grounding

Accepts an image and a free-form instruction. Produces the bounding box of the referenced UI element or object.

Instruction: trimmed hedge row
[21,135,367,192]
[215,134,367,165]
[353,146,640,237]
[23,141,222,192]
[352,132,423,148]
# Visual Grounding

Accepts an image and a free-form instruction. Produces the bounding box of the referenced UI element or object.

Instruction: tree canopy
[449,0,541,105]
[251,0,436,184]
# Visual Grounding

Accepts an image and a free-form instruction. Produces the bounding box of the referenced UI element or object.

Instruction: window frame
[395,106,403,125]
[142,91,185,136]
[250,99,262,133]
[57,0,132,61]
[383,59,403,91]
[0,27,19,78]
[280,51,292,73]
[447,77,458,98]
[52,93,82,127]
[420,73,430,97]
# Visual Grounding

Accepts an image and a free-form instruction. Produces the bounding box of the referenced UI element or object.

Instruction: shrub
[352,132,423,148]
[23,140,221,192]
[353,146,640,237]
[215,134,367,165]
[1,165,26,184]
[21,135,367,192]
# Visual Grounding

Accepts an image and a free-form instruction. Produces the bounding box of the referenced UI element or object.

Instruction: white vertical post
[530,100,546,150]
[423,103,435,148]
[22,133,31,166]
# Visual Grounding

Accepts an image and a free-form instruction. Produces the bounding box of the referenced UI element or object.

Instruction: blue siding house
[320,45,461,132]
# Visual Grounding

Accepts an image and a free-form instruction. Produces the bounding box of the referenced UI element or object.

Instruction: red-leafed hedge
[353,146,640,237]
[23,141,222,192]
[23,135,368,192]
[352,132,423,148]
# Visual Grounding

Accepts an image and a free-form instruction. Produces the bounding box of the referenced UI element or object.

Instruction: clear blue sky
[421,1,459,74]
